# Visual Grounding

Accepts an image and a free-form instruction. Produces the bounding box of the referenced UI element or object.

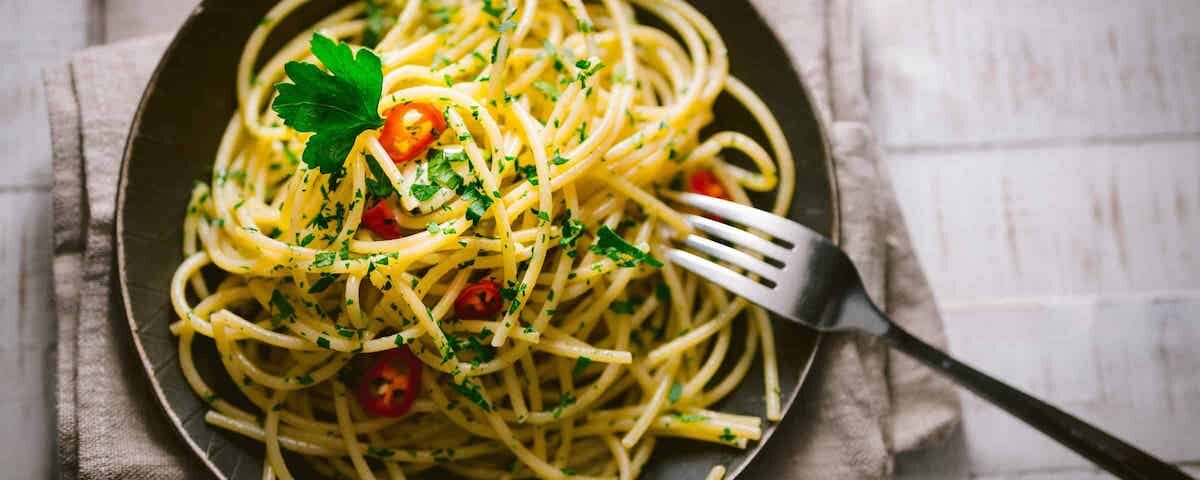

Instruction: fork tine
[665,248,777,308]
[681,235,781,281]
[669,192,809,242]
[685,214,794,261]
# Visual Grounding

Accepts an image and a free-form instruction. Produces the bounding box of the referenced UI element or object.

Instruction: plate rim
[114,2,841,478]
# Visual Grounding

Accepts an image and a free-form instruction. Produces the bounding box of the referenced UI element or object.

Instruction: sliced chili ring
[688,169,731,221]
[454,279,503,319]
[361,201,403,239]
[358,347,422,418]
[379,102,446,164]
[688,170,730,200]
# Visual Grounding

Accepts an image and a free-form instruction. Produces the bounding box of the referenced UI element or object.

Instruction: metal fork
[664,192,1191,480]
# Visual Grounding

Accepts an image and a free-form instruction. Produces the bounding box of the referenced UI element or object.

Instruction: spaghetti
[171,0,796,478]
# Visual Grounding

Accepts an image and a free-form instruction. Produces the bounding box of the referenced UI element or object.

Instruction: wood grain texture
[944,296,1200,474]
[896,296,1200,478]
[0,0,90,187]
[862,0,1200,149]
[887,140,1200,305]
[865,0,1200,478]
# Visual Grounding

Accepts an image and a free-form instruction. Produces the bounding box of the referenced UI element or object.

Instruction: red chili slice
[379,102,446,164]
[688,170,731,221]
[358,347,422,418]
[362,201,403,239]
[688,170,730,200]
[454,279,503,319]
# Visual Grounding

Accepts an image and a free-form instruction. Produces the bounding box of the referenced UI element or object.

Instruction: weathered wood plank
[861,0,1200,148]
[0,190,56,479]
[102,0,196,43]
[0,0,90,187]
[887,140,1200,305]
[898,294,1200,477]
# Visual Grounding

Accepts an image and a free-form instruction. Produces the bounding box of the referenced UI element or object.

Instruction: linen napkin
[48,1,959,478]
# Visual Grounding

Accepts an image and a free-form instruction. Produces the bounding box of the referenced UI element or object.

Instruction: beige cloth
[48,1,959,478]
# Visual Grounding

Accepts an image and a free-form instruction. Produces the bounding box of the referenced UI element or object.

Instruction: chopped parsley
[500,281,527,315]
[366,446,395,458]
[313,251,337,267]
[307,273,337,293]
[559,209,586,255]
[451,378,492,411]
[428,148,467,190]
[459,180,493,222]
[316,336,331,348]
[673,413,708,423]
[364,154,394,197]
[655,282,671,302]
[515,160,539,185]
[609,298,639,314]
[269,290,295,325]
[295,374,315,385]
[533,81,559,101]
[362,0,393,48]
[481,0,506,17]
[411,182,442,201]
[272,33,385,174]
[572,356,592,377]
[668,382,682,404]
[589,225,662,267]
[719,427,737,443]
[551,392,576,418]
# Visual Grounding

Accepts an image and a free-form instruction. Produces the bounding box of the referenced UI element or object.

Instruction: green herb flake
[411,182,442,201]
[269,290,296,325]
[364,154,395,197]
[313,251,337,267]
[307,273,337,293]
[451,378,493,411]
[481,0,506,17]
[609,299,637,314]
[459,181,494,222]
[674,413,708,423]
[572,357,592,377]
[589,225,662,268]
[533,81,559,101]
[559,209,586,255]
[366,446,395,458]
[362,0,394,48]
[668,382,682,404]
[655,282,671,302]
[551,392,576,418]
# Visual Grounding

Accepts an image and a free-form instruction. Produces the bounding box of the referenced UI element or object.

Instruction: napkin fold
[48,1,959,478]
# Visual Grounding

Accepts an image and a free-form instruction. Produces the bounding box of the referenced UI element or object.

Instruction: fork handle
[852,292,1192,479]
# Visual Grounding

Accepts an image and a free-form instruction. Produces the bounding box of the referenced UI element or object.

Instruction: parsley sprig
[273,33,384,174]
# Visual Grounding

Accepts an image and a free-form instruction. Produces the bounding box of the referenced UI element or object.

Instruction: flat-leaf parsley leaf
[273,33,384,174]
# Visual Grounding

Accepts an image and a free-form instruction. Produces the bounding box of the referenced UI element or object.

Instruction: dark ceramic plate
[116,1,837,478]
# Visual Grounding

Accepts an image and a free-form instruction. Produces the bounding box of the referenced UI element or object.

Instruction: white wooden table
[3,0,1197,478]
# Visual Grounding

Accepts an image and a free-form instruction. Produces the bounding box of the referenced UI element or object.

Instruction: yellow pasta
[171,0,797,477]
